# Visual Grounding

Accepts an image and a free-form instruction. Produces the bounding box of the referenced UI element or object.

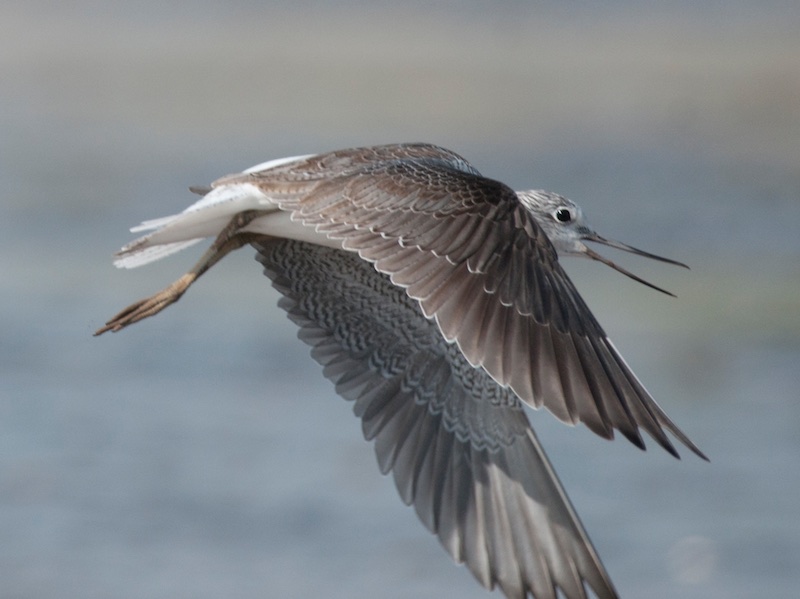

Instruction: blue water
[1,3,798,598]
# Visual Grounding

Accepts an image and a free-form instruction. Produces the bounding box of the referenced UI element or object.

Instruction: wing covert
[232,144,704,459]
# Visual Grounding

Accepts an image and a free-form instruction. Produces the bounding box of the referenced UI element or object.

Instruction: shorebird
[96,143,706,599]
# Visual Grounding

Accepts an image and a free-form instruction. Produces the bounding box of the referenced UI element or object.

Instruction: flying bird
[96,143,706,599]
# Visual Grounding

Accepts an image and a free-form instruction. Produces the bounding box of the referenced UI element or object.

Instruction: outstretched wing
[255,238,618,599]
[234,143,704,459]
[108,143,703,459]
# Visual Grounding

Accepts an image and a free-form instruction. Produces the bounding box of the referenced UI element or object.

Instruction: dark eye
[554,208,572,223]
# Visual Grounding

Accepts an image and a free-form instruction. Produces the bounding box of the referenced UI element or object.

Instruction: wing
[230,143,704,459]
[255,239,618,599]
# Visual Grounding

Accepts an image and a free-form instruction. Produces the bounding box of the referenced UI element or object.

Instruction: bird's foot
[95,210,264,337]
[94,273,194,336]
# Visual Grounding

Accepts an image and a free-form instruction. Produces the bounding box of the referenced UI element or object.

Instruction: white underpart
[113,153,323,269]
[242,211,341,249]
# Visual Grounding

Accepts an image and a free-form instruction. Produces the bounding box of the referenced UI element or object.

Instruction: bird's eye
[554,208,572,223]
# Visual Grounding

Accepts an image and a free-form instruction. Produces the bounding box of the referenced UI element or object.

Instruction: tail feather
[110,182,276,269]
[113,239,204,269]
[130,214,183,233]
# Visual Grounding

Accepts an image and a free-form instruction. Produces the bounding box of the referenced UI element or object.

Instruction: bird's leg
[94,210,264,336]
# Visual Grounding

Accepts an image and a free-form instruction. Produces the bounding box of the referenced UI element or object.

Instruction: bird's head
[517,190,688,296]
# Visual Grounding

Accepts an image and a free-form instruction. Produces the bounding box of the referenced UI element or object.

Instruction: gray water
[2,3,799,598]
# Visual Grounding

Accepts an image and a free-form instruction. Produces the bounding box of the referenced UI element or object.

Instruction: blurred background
[2,1,798,597]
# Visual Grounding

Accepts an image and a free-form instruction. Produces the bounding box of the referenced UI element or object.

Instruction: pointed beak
[579,232,689,297]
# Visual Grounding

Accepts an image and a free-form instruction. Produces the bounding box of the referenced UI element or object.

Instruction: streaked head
[516,190,688,296]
